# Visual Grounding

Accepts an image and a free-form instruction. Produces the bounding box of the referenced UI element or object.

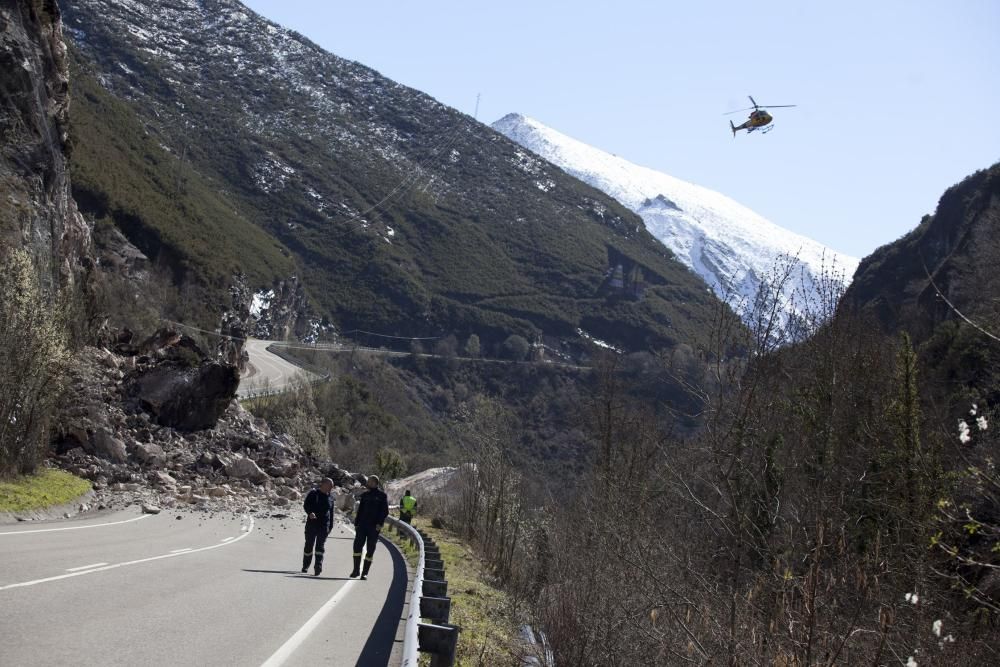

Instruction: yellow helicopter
[726,96,797,136]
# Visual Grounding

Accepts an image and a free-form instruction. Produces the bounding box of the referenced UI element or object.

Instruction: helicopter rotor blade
[723,107,756,115]
[757,104,797,108]
[748,95,758,108]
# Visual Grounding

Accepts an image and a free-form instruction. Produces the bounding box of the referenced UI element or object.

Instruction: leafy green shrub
[374,447,406,481]
[464,334,481,358]
[500,334,530,360]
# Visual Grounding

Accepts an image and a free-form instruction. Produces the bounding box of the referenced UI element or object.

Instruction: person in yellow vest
[399,489,417,524]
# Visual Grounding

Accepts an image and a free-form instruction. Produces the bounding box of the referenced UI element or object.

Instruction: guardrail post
[419,623,460,667]
[422,578,448,598]
[425,566,445,581]
[419,595,452,624]
[425,557,445,571]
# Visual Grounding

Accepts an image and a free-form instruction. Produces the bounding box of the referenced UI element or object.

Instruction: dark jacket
[354,487,389,529]
[303,488,334,531]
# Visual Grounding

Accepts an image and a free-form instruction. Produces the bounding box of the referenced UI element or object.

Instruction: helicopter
[725,96,797,135]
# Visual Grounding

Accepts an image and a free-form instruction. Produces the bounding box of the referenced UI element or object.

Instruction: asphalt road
[239,339,318,397]
[0,508,407,666]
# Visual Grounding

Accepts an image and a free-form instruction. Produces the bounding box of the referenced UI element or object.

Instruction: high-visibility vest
[401,495,417,513]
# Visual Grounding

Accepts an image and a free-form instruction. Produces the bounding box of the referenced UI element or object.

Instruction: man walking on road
[399,489,417,524]
[302,478,335,576]
[350,474,389,580]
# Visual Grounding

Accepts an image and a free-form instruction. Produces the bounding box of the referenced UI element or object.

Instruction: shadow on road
[353,536,407,667]
[241,568,352,581]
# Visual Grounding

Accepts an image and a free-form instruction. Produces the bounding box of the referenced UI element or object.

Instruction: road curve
[0,508,407,666]
[239,339,318,397]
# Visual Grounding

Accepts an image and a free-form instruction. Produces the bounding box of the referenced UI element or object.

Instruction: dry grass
[384,516,521,666]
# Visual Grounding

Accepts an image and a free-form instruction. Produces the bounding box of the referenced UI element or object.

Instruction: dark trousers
[303,521,329,571]
[352,525,380,574]
[400,511,413,524]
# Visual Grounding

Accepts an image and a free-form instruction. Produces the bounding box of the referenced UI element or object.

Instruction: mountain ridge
[62,0,725,354]
[493,112,860,325]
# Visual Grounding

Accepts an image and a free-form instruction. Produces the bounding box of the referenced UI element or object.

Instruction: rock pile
[52,331,363,517]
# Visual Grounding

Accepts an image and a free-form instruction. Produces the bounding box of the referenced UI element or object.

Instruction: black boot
[361,556,372,580]
[301,552,312,574]
[350,554,361,578]
[314,551,324,576]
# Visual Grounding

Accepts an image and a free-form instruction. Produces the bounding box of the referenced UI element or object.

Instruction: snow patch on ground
[253,152,296,193]
[249,289,274,318]
[576,328,622,353]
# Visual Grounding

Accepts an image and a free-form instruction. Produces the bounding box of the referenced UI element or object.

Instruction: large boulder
[91,429,127,463]
[267,458,299,478]
[220,454,268,484]
[152,471,177,488]
[335,490,356,512]
[127,361,239,431]
[133,442,166,467]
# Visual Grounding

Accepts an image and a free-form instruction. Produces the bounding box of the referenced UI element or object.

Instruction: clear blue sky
[242,0,999,259]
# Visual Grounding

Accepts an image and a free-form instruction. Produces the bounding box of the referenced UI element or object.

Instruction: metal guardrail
[386,515,424,667]
[386,516,460,666]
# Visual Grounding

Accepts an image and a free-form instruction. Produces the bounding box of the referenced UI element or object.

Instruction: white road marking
[170,548,192,553]
[220,537,235,543]
[65,562,108,572]
[0,518,255,592]
[259,581,357,667]
[259,520,358,667]
[0,514,151,535]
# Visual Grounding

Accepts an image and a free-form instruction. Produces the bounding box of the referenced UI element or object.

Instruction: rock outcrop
[0,0,92,289]
[844,163,1000,342]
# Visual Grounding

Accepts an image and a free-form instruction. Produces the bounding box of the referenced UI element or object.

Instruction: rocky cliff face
[844,163,1000,342]
[0,0,91,289]
[842,162,1000,404]
[229,273,312,343]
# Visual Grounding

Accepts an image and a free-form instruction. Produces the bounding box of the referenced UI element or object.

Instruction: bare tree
[0,249,70,476]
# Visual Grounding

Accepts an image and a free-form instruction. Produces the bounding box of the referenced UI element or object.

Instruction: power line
[340,329,440,341]
[161,319,247,341]
[328,117,469,229]
[163,319,440,342]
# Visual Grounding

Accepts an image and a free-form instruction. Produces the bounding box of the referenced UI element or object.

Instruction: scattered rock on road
[153,471,177,488]
[221,454,268,483]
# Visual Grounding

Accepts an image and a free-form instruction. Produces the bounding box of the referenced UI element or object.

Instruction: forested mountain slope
[62,0,724,353]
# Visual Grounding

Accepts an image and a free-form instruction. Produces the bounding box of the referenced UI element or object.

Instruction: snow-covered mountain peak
[493,113,860,328]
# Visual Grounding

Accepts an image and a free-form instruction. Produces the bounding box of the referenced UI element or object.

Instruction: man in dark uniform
[302,477,335,576]
[350,474,389,580]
